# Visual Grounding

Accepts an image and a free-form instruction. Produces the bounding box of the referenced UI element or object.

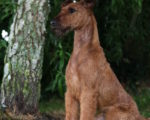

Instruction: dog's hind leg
[101,104,142,120]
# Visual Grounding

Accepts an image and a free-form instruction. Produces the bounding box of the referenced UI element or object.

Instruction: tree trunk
[0,0,50,114]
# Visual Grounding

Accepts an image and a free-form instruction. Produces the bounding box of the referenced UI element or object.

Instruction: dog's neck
[73,14,100,54]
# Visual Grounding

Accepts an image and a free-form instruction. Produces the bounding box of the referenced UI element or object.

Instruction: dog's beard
[52,27,71,37]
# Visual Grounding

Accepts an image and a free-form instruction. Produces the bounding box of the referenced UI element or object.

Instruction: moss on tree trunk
[0,0,50,114]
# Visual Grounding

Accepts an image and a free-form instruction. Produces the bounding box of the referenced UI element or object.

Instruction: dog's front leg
[80,90,97,120]
[65,91,79,120]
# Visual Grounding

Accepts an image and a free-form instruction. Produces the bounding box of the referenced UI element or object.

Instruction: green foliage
[40,98,65,113]
[134,88,150,117]
[0,0,16,31]
[0,0,16,82]
[95,0,150,87]
[0,39,7,84]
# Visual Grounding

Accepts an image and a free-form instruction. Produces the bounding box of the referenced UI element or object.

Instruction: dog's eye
[69,8,76,14]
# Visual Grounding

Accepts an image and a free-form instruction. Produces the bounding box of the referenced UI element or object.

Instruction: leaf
[58,76,64,97]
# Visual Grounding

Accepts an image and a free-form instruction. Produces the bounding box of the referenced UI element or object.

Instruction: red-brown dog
[51,0,150,120]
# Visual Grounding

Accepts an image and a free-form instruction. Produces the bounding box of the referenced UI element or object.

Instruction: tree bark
[0,0,50,114]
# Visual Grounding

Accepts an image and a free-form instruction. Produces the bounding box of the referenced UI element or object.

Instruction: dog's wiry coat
[51,1,149,120]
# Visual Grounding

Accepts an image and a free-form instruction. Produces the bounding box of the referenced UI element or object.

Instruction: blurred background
[0,0,150,118]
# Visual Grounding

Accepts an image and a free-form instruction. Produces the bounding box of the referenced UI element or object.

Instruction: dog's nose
[50,19,57,26]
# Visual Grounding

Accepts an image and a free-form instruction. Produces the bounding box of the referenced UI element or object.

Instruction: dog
[51,0,149,120]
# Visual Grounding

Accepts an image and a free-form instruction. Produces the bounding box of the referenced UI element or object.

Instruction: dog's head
[50,0,95,36]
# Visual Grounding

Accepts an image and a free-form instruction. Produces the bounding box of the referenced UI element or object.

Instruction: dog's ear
[80,0,96,9]
[61,0,73,7]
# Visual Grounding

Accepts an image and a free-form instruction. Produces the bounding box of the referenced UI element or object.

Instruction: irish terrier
[51,0,150,120]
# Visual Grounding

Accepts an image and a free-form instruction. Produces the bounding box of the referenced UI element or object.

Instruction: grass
[40,98,65,118]
[40,88,150,118]
[133,88,150,117]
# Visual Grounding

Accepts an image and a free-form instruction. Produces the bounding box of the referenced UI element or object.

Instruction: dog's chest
[66,58,81,98]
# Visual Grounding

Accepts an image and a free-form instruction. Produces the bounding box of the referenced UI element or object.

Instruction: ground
[40,99,65,120]
[39,88,150,120]
[0,88,150,119]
